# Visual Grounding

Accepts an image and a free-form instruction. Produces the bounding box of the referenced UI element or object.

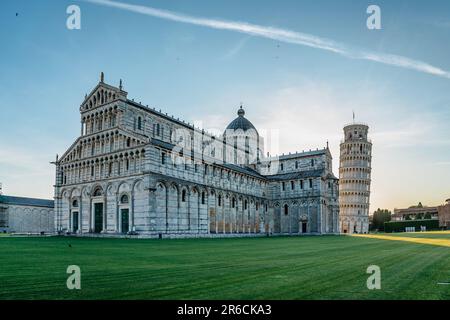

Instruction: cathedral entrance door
[302,222,307,233]
[121,209,129,234]
[94,203,103,233]
[72,212,79,233]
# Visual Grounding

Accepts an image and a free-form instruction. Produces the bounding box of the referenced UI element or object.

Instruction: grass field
[0,233,449,300]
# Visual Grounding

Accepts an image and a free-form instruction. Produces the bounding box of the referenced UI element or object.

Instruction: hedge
[384,219,439,233]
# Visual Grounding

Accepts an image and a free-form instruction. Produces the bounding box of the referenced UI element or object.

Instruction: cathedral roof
[0,195,54,208]
[265,169,325,181]
[225,107,258,133]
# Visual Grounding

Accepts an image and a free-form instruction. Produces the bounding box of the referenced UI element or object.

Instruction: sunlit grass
[352,233,450,247]
[0,235,449,300]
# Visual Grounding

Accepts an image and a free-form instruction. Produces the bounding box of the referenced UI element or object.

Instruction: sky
[0,0,449,213]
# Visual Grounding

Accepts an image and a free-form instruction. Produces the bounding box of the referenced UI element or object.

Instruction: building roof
[221,163,265,179]
[151,137,176,151]
[265,149,328,161]
[265,169,325,181]
[0,195,54,208]
[150,138,336,181]
[393,206,438,215]
[225,107,258,133]
[127,99,195,131]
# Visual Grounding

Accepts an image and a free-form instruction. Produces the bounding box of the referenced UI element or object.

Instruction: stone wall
[4,205,54,234]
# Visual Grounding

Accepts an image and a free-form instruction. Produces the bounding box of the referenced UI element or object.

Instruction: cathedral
[54,74,340,237]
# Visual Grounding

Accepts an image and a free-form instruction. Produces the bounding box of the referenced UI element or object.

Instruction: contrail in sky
[85,0,450,79]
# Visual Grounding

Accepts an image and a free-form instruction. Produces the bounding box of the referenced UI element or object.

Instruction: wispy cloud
[85,0,450,79]
[221,36,250,60]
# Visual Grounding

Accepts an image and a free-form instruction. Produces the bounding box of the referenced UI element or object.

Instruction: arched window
[284,204,289,215]
[218,195,222,207]
[72,199,78,207]
[181,189,186,202]
[126,138,131,147]
[232,198,236,208]
[137,117,142,130]
[244,200,248,210]
[311,159,314,167]
[120,194,129,204]
[201,192,206,205]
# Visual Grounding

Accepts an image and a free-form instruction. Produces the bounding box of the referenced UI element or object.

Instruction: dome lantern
[237,105,245,117]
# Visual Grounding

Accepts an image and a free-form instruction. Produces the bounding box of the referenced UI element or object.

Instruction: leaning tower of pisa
[339,123,372,234]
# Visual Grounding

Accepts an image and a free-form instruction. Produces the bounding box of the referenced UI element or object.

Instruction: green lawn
[0,235,449,300]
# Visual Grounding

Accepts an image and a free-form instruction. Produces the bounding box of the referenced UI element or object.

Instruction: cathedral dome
[225,106,258,134]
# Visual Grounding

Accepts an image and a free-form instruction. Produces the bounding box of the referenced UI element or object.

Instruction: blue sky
[1,0,449,212]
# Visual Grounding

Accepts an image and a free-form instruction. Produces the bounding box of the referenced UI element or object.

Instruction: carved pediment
[80,73,128,112]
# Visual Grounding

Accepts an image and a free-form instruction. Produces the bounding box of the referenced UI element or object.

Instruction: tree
[370,208,392,231]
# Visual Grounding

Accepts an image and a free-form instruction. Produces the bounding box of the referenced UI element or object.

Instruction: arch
[106,183,115,196]
[62,190,70,199]
[156,181,167,190]
[70,188,81,198]
[167,182,180,232]
[189,186,200,232]
[132,179,143,193]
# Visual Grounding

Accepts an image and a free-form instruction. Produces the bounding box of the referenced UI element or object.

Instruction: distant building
[0,195,54,234]
[438,199,450,229]
[392,203,439,221]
